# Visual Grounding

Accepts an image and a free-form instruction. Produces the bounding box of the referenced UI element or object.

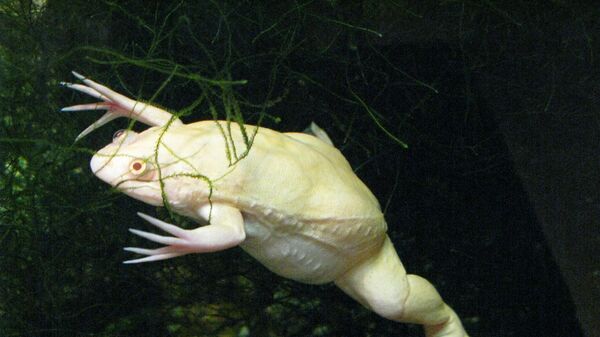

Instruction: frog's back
[207,123,385,240]
[207,124,380,214]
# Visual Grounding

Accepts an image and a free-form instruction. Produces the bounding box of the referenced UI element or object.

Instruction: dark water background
[1,1,597,336]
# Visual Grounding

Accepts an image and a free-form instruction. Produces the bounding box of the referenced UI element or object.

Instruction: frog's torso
[70,73,469,337]
[160,121,387,284]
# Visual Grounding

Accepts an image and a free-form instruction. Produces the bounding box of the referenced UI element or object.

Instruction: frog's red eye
[129,160,147,175]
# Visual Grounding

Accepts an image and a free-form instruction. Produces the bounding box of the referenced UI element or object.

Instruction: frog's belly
[239,214,351,285]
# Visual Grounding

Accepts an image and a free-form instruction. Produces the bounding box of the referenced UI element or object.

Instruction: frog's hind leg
[334,236,468,337]
[61,71,183,141]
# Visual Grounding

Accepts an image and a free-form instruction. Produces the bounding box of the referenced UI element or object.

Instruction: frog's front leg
[335,237,468,337]
[61,71,183,141]
[123,204,245,264]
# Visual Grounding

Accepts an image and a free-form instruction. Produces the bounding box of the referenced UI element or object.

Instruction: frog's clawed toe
[60,71,141,142]
[122,212,191,264]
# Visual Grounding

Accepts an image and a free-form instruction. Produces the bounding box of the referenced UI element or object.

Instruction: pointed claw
[124,247,157,255]
[137,212,188,237]
[128,228,187,246]
[61,82,108,101]
[61,102,112,112]
[71,70,85,80]
[123,252,185,264]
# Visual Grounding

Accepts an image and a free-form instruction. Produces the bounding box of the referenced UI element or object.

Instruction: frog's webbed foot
[124,207,245,264]
[61,71,183,141]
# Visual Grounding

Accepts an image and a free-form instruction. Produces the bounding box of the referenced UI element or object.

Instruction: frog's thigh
[334,236,464,336]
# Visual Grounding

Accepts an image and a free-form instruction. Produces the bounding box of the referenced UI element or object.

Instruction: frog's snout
[90,152,120,186]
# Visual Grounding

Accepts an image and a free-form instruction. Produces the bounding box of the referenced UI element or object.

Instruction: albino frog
[62,72,468,337]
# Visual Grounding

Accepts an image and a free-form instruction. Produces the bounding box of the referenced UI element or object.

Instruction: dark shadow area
[1,1,596,336]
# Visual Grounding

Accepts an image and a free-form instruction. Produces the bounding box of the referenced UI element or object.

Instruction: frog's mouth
[114,180,163,206]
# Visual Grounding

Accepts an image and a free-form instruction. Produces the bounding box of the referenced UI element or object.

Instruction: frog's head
[90,127,168,206]
[91,123,230,207]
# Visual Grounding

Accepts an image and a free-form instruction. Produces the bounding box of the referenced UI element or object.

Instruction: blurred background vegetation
[1,1,596,336]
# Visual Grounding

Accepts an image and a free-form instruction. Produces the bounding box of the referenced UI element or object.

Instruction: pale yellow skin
[62,72,469,337]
